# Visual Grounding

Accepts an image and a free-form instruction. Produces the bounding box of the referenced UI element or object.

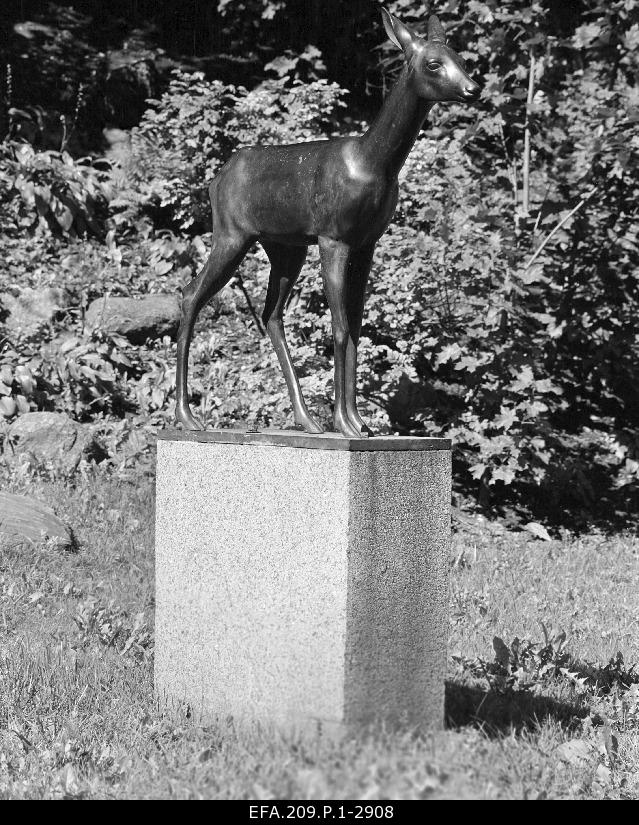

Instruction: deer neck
[361,64,433,180]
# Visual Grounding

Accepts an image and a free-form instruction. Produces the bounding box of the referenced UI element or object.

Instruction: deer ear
[427,14,447,44]
[381,8,417,55]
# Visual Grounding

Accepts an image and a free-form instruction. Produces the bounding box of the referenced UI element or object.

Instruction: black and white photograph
[0,0,638,803]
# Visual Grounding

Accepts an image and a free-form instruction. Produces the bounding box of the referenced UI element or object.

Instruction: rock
[556,739,595,767]
[2,287,69,337]
[523,521,553,541]
[4,412,95,473]
[85,295,180,344]
[0,491,74,548]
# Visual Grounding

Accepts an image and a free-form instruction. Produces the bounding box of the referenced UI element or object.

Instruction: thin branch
[532,180,552,236]
[60,82,85,153]
[498,122,517,214]
[524,189,596,271]
[59,114,68,153]
[522,51,536,217]
[234,273,265,336]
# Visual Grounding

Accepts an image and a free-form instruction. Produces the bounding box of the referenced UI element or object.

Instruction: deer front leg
[319,236,360,439]
[345,244,375,436]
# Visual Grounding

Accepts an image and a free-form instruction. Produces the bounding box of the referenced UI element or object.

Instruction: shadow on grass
[450,441,639,533]
[444,680,589,736]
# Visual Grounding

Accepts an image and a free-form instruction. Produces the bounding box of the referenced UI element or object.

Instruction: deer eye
[427,61,442,71]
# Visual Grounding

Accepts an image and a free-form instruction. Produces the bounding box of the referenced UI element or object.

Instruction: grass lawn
[0,470,637,799]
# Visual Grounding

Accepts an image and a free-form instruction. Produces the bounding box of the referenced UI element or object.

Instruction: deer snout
[462,81,481,101]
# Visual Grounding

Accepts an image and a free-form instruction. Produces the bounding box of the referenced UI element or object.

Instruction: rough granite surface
[155,437,451,732]
[345,451,450,730]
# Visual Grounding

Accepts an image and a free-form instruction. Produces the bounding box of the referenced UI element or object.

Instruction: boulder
[85,295,180,344]
[2,287,69,337]
[0,491,74,548]
[4,412,95,474]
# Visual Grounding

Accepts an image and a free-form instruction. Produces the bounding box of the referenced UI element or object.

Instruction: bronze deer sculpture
[175,8,480,438]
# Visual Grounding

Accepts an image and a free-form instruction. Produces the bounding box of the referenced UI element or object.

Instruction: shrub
[119,71,347,231]
[0,142,112,238]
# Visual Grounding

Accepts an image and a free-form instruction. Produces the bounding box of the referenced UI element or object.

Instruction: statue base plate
[158,426,451,452]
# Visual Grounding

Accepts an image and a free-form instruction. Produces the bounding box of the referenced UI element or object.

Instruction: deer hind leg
[175,230,253,430]
[261,241,323,434]
[318,236,361,439]
[344,244,375,436]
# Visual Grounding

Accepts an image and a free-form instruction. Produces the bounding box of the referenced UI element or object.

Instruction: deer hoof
[334,414,361,439]
[345,411,371,437]
[349,417,371,437]
[295,413,324,435]
[176,404,203,431]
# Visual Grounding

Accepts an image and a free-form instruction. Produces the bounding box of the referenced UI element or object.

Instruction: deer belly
[243,183,318,242]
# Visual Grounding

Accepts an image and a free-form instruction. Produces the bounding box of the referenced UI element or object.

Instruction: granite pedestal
[154,429,452,733]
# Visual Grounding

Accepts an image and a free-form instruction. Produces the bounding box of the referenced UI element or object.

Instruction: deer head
[381,8,481,103]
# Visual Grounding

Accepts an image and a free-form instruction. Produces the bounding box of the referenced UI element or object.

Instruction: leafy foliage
[0,142,112,238]
[362,0,639,511]
[1,0,638,524]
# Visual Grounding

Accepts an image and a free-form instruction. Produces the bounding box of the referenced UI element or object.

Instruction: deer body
[211,136,399,249]
[175,9,480,437]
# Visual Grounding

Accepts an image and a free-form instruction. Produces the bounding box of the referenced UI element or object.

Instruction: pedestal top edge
[157,428,452,452]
